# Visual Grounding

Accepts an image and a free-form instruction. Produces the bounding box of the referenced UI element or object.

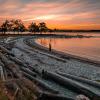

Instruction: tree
[12,19,26,34]
[38,22,48,34]
[1,20,10,34]
[28,22,39,33]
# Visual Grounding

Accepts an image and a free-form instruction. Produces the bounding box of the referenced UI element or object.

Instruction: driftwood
[34,50,67,63]
[0,65,5,81]
[9,55,28,68]
[0,52,22,78]
[16,45,66,63]
[15,80,37,100]
[16,78,74,100]
[16,78,41,97]
[38,92,74,100]
[22,71,59,94]
[0,60,5,80]
[0,45,14,56]
[21,67,37,77]
[0,60,4,67]
[28,66,42,75]
[42,71,100,99]
[57,71,100,89]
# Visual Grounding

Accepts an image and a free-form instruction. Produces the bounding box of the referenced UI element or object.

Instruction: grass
[0,82,9,100]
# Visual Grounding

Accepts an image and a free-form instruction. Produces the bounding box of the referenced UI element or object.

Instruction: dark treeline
[0,19,50,34]
[0,19,100,34]
[54,29,100,32]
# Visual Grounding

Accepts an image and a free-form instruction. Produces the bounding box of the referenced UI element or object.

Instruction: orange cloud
[0,0,100,30]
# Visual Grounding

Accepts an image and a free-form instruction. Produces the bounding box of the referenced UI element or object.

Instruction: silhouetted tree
[0,19,50,34]
[38,22,48,34]
[1,20,10,34]
[28,22,39,33]
[12,19,26,34]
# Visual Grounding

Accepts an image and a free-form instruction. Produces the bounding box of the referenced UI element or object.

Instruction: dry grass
[0,79,38,100]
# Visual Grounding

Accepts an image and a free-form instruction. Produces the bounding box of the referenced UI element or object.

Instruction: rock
[75,95,90,100]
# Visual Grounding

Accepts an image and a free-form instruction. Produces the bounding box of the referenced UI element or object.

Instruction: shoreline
[0,35,100,99]
[24,36,100,67]
[0,33,94,38]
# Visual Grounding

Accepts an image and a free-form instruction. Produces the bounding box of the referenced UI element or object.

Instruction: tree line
[0,19,50,34]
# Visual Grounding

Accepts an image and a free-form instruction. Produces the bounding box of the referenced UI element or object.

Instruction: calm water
[36,32,100,62]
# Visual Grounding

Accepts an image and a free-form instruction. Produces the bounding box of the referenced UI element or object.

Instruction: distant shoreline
[0,30,100,36]
[0,33,95,37]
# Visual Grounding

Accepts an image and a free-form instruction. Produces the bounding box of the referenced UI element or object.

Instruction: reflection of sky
[0,0,100,29]
[37,37,100,61]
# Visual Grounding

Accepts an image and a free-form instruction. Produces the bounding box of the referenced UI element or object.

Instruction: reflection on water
[55,32,100,37]
[36,33,100,61]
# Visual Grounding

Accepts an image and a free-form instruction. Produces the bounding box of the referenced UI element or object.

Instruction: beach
[0,34,100,100]
[10,36,100,81]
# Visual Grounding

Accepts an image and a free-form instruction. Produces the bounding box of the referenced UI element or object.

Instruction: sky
[0,0,100,30]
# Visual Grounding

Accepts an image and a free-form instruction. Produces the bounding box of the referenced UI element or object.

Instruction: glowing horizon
[0,0,100,30]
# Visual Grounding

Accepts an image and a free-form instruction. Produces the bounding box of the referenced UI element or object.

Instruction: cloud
[0,0,100,29]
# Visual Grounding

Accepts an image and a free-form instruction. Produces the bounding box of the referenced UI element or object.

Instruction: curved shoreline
[24,36,100,67]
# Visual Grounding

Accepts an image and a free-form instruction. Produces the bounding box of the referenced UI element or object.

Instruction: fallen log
[22,71,59,94]
[35,50,67,63]
[29,66,42,75]
[0,60,4,67]
[16,45,66,63]
[15,80,37,100]
[57,71,100,89]
[9,55,27,67]
[21,67,37,77]
[0,45,14,56]
[0,60,5,80]
[38,92,74,100]
[42,71,100,99]
[0,65,5,81]
[0,52,22,78]
[16,78,41,97]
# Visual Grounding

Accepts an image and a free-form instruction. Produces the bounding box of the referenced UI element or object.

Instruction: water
[36,32,100,62]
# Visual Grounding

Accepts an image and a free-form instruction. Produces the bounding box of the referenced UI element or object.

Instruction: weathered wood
[9,55,27,67]
[13,88,19,99]
[16,78,41,97]
[38,92,74,100]
[35,50,67,63]
[0,65,5,81]
[57,71,100,89]
[0,60,4,67]
[28,65,42,75]
[42,71,100,99]
[22,71,59,94]
[0,45,14,56]
[0,52,22,78]
[21,67,37,77]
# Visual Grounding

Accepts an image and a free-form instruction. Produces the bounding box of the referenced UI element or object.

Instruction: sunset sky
[0,0,100,30]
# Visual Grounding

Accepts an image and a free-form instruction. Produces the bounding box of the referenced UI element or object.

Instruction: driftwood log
[22,71,59,94]
[57,71,100,89]
[42,71,100,100]
[8,55,28,68]
[0,45,14,56]
[0,65,5,81]
[21,67,37,77]
[38,92,74,100]
[0,52,22,78]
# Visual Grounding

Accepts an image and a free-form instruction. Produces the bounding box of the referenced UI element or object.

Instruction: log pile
[42,71,100,100]
[0,45,99,100]
[0,52,22,78]
[0,45,73,100]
